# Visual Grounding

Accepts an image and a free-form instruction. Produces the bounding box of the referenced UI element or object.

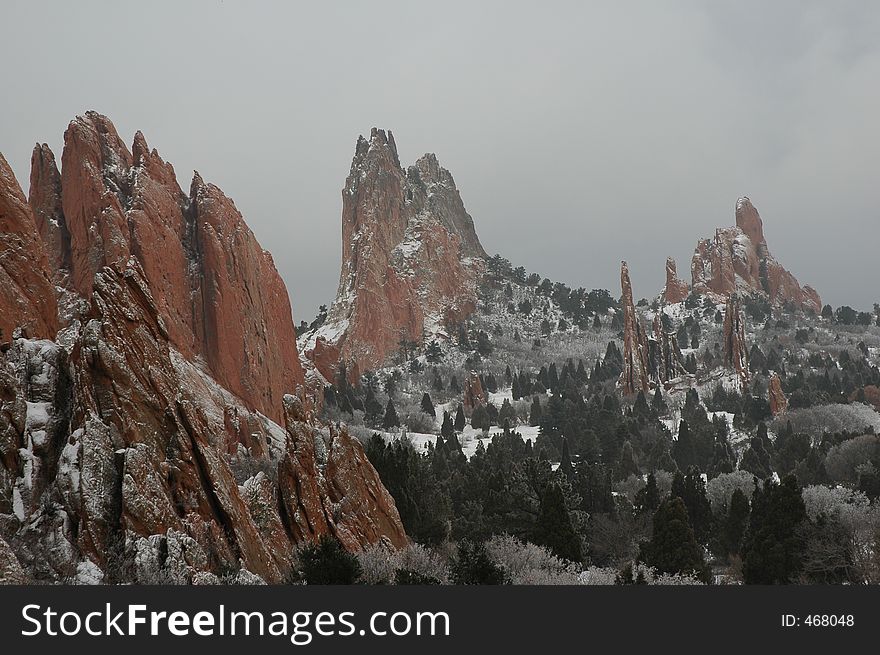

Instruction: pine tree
[529,396,543,426]
[719,488,750,558]
[498,398,516,426]
[633,390,650,417]
[420,392,436,418]
[364,387,384,424]
[739,436,772,479]
[426,339,443,363]
[673,420,696,471]
[639,497,710,583]
[296,535,362,585]
[560,438,574,478]
[651,386,667,414]
[440,411,454,441]
[534,483,583,563]
[635,472,661,513]
[617,441,641,479]
[454,405,466,431]
[471,404,490,432]
[742,475,807,584]
[382,398,400,429]
[452,542,507,585]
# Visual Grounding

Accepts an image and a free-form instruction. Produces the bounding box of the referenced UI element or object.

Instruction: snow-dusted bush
[577,567,619,585]
[706,471,759,512]
[771,403,880,440]
[614,474,645,504]
[577,563,704,585]
[484,534,582,585]
[394,543,450,584]
[398,407,436,434]
[356,542,398,585]
[802,485,872,522]
[801,484,880,583]
[356,542,450,585]
[824,435,880,483]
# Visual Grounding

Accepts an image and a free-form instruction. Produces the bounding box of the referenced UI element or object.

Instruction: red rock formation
[649,311,685,385]
[302,128,486,379]
[0,151,58,340]
[768,372,788,415]
[690,197,821,313]
[0,263,405,583]
[462,371,487,416]
[618,261,650,395]
[28,144,72,284]
[722,295,749,390]
[49,112,304,422]
[662,257,689,304]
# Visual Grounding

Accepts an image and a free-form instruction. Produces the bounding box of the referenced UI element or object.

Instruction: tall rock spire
[662,256,689,304]
[302,128,487,380]
[618,261,650,395]
[0,151,58,340]
[723,295,750,390]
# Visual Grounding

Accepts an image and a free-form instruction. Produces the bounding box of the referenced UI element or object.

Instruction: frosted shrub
[706,471,759,513]
[771,403,880,439]
[802,485,870,519]
[356,542,450,585]
[394,543,450,584]
[484,534,583,585]
[399,407,436,434]
[577,567,619,585]
[824,435,880,483]
[356,542,397,585]
[614,474,645,504]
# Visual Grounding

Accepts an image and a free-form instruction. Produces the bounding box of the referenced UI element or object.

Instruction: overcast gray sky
[2,0,878,322]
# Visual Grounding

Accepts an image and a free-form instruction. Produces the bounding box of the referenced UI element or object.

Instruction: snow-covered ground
[379,422,541,460]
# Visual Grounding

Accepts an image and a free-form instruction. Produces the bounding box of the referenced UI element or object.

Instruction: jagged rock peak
[618,261,650,395]
[40,111,304,422]
[734,196,766,248]
[28,143,72,283]
[663,256,689,304]
[302,128,487,380]
[690,197,820,313]
[0,150,59,340]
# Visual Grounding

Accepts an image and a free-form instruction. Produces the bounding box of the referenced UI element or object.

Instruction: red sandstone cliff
[301,128,486,380]
[0,114,407,583]
[0,152,58,341]
[28,112,304,423]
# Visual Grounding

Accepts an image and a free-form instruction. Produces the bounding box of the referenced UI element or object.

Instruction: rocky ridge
[0,114,406,583]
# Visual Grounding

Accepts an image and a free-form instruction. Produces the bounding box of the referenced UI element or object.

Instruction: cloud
[1,0,877,319]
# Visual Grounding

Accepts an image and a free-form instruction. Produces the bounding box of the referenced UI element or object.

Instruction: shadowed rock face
[768,372,788,416]
[0,114,407,583]
[302,128,487,381]
[723,295,750,390]
[0,152,59,341]
[619,261,650,395]
[690,197,821,313]
[31,112,303,423]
